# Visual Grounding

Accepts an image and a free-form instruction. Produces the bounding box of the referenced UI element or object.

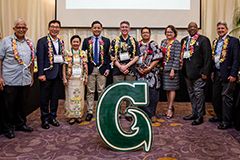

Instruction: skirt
[162,70,180,91]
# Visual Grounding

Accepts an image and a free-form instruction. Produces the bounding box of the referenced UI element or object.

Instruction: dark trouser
[212,71,236,125]
[185,78,206,118]
[2,85,30,133]
[140,87,159,118]
[39,77,61,122]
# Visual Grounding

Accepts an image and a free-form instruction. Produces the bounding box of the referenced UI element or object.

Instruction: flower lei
[12,37,35,66]
[47,35,65,69]
[139,40,153,62]
[113,35,136,61]
[181,33,199,59]
[65,49,88,80]
[212,36,230,63]
[87,38,104,66]
[161,39,175,63]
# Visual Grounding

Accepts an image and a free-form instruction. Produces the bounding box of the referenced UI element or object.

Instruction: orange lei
[212,36,229,63]
[181,33,199,59]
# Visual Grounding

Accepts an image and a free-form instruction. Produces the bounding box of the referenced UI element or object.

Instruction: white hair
[14,17,27,27]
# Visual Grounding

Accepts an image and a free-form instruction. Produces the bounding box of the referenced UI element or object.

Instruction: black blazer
[213,35,240,81]
[82,36,110,75]
[181,35,212,80]
[36,36,63,80]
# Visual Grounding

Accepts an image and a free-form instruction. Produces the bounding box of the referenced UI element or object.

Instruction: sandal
[166,106,174,119]
[68,118,76,125]
[75,118,83,124]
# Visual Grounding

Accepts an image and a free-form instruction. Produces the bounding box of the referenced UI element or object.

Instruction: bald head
[187,22,198,37]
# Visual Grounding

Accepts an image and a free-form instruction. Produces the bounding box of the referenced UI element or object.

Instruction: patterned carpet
[0,102,240,160]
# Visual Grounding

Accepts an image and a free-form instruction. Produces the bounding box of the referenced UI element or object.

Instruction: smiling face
[187,22,198,37]
[13,21,28,40]
[91,23,102,37]
[71,37,81,50]
[120,23,130,37]
[165,27,175,40]
[141,28,151,42]
[217,24,228,38]
[48,22,60,39]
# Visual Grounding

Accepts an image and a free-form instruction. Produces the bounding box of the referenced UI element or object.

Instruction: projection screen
[56,0,201,28]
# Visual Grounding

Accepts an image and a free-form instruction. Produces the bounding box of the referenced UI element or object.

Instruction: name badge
[183,51,191,59]
[72,65,82,78]
[54,55,64,63]
[73,56,81,64]
[119,52,130,61]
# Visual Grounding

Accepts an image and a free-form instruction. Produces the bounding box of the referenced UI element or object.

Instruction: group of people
[0,18,239,139]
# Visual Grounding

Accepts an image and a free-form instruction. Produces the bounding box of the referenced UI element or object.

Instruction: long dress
[64,49,88,118]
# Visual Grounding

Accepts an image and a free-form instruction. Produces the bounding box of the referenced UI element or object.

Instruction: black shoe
[41,121,50,129]
[209,116,221,123]
[4,130,15,139]
[191,117,203,125]
[68,118,76,125]
[16,124,33,132]
[217,123,232,130]
[85,113,93,121]
[183,114,198,120]
[49,119,60,127]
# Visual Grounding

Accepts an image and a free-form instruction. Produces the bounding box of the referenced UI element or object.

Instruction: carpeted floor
[0,102,240,160]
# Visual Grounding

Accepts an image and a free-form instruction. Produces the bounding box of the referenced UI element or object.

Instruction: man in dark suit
[209,21,240,129]
[82,21,111,121]
[36,20,64,129]
[181,22,212,125]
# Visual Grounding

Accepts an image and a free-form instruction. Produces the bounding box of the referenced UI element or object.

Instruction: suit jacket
[213,35,240,81]
[181,35,212,80]
[36,36,63,80]
[82,36,110,75]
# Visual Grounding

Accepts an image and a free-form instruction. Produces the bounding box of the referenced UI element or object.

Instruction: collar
[48,34,59,42]
[219,34,228,41]
[13,34,26,43]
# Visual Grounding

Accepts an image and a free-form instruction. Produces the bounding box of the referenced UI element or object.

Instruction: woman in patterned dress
[160,25,181,119]
[63,35,88,125]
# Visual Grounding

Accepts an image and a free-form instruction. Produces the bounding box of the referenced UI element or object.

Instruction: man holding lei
[181,22,212,125]
[36,20,65,129]
[209,21,240,129]
[0,18,34,138]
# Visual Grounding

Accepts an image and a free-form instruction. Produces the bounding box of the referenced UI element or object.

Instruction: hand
[104,70,110,77]
[228,76,236,83]
[30,78,34,87]
[137,68,144,75]
[38,75,46,81]
[63,78,68,86]
[169,69,175,80]
[0,77,5,91]
[84,77,88,85]
[123,69,129,75]
[201,74,208,80]
[120,65,129,73]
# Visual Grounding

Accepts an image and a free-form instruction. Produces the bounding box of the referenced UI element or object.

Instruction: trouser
[2,85,30,132]
[39,76,61,122]
[139,87,159,118]
[86,67,106,114]
[185,77,206,118]
[212,71,236,125]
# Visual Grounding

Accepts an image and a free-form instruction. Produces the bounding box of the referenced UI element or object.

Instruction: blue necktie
[94,37,99,64]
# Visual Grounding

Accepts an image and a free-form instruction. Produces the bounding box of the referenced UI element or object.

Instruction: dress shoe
[68,118,76,125]
[191,117,203,125]
[209,116,221,123]
[49,119,60,127]
[41,121,50,129]
[16,124,33,132]
[85,113,93,121]
[183,114,198,120]
[217,123,232,130]
[4,130,15,139]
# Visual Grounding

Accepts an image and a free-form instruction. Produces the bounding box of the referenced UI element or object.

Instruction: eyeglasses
[15,27,27,30]
[49,26,60,29]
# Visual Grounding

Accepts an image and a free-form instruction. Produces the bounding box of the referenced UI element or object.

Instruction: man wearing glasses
[0,18,34,139]
[36,20,64,129]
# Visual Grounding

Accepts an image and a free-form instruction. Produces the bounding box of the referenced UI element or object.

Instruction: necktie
[94,37,99,64]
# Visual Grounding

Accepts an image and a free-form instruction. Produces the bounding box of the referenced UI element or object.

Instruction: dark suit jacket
[181,35,212,80]
[213,35,240,81]
[36,36,63,80]
[82,36,110,75]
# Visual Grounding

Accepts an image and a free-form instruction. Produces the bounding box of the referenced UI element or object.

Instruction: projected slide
[56,0,200,28]
[66,0,190,10]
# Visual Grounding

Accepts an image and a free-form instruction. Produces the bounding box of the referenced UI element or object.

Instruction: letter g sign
[96,81,153,152]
